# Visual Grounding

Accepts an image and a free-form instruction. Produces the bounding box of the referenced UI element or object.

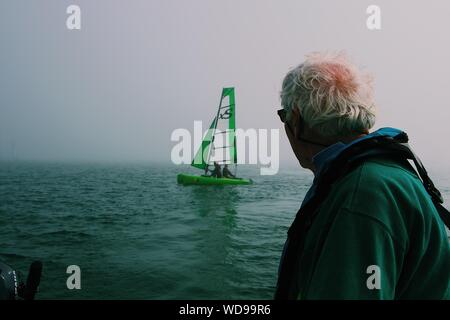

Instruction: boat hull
[177,173,252,186]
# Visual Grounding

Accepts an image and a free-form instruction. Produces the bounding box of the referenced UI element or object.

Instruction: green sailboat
[177,87,252,186]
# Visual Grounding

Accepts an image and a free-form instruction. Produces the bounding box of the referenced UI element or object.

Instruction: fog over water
[1,0,449,170]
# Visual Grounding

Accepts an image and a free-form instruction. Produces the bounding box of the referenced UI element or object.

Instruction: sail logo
[219,107,232,120]
[171,121,279,175]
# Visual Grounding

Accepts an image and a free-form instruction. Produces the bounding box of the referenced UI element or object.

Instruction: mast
[204,90,224,168]
[228,88,237,173]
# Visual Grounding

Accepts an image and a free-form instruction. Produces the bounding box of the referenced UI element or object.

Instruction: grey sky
[0,0,449,169]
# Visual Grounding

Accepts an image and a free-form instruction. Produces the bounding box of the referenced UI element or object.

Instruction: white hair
[280,52,376,137]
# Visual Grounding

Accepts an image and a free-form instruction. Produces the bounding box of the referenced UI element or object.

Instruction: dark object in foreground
[0,260,43,300]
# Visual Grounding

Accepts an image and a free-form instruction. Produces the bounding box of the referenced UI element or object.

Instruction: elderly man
[275,52,450,299]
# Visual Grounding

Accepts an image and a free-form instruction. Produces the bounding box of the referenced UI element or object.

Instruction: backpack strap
[379,141,450,228]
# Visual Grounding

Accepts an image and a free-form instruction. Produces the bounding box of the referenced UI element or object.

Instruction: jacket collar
[312,127,404,178]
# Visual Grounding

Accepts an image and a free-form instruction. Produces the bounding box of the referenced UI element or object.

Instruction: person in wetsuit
[222,164,236,178]
[208,162,222,178]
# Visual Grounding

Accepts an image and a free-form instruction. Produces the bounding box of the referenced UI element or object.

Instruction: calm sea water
[0,162,448,299]
[0,162,313,299]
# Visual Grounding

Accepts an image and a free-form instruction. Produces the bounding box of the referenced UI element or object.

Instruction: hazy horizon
[1,0,450,170]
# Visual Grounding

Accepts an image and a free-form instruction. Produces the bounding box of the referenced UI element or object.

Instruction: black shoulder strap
[381,141,450,228]
[274,134,450,300]
[435,203,450,229]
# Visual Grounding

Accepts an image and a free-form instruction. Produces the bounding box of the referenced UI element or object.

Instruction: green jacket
[296,156,450,299]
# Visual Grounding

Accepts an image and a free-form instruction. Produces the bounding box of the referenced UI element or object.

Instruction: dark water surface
[0,162,315,299]
[1,162,448,299]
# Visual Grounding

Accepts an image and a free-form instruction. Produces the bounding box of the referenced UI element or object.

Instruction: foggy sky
[1,0,449,169]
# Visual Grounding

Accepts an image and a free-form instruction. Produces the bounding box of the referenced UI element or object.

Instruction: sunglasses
[277,108,330,147]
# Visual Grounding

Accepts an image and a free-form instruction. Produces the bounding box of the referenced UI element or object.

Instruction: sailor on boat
[207,162,222,178]
[222,164,236,179]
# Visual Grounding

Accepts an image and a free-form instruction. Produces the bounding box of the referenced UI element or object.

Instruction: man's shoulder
[332,155,426,205]
[340,155,421,188]
[323,155,437,239]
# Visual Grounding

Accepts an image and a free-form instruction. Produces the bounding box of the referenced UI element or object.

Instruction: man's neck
[307,132,369,174]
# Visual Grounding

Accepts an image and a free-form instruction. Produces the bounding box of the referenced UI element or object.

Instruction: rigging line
[206,93,224,165]
[219,104,234,109]
[214,130,233,135]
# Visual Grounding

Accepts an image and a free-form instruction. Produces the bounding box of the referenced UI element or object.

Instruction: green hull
[177,173,252,186]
